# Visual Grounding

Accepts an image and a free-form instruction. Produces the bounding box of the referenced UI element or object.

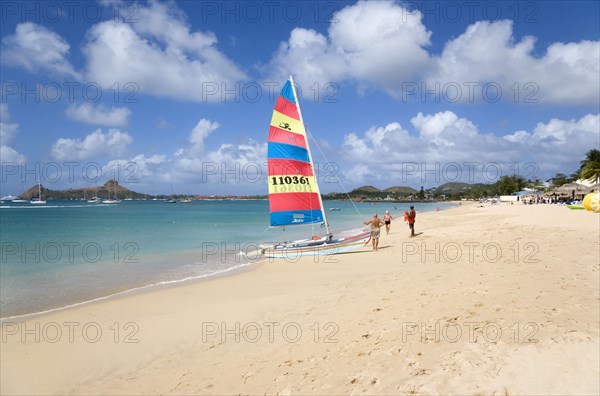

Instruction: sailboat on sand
[260,76,371,258]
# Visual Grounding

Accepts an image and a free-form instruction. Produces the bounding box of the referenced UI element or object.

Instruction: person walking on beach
[364,213,384,251]
[404,206,416,237]
[383,210,393,234]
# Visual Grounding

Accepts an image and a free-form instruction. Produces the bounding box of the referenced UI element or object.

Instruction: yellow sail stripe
[270,110,306,137]
[268,175,321,195]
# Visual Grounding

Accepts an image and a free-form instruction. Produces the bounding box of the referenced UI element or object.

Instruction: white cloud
[503,130,529,143]
[51,128,133,161]
[343,122,413,160]
[0,104,17,145]
[1,2,246,103]
[515,114,600,166]
[0,121,18,146]
[338,112,599,186]
[172,118,266,185]
[427,20,600,105]
[268,6,599,105]
[102,119,267,193]
[0,145,26,164]
[189,118,220,153]
[410,111,479,148]
[103,154,168,185]
[65,103,131,127]
[0,104,26,164]
[1,22,79,79]
[83,1,247,102]
[530,114,599,146]
[268,1,431,92]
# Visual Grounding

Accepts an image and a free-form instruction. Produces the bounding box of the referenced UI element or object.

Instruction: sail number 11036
[271,176,310,185]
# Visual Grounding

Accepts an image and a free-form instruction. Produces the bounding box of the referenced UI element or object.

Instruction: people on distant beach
[383,210,393,234]
[364,213,384,251]
[404,206,416,237]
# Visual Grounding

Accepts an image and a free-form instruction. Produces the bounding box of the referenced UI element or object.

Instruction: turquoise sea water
[0,200,455,318]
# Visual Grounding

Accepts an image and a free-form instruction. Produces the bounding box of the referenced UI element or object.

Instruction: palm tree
[578,149,600,181]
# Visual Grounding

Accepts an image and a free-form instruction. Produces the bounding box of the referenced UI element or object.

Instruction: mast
[289,75,332,238]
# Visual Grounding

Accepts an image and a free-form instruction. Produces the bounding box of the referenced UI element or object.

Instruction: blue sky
[1,0,599,195]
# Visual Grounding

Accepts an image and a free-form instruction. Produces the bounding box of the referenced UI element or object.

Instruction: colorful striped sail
[267,78,325,227]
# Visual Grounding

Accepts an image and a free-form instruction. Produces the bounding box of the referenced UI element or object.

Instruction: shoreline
[0,260,262,322]
[1,202,459,320]
[2,201,597,394]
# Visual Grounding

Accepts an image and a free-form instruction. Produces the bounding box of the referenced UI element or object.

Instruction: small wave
[0,261,256,322]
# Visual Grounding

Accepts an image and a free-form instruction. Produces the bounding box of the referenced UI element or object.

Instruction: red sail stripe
[274,96,300,120]
[268,158,313,176]
[268,126,307,149]
[269,192,322,212]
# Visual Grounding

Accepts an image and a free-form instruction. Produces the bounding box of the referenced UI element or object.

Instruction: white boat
[1,194,17,201]
[12,181,29,202]
[87,196,102,204]
[103,182,121,204]
[261,76,371,258]
[30,181,46,205]
[180,198,192,203]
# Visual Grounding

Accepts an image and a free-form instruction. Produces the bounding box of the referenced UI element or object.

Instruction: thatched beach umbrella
[587,182,600,193]
[553,182,589,199]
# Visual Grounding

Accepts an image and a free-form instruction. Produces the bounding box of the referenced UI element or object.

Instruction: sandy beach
[1,202,598,395]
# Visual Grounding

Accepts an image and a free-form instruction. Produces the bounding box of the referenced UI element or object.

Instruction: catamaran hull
[263,231,371,258]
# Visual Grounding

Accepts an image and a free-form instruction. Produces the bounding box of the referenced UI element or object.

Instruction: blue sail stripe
[280,80,296,104]
[268,142,309,163]
[270,210,324,227]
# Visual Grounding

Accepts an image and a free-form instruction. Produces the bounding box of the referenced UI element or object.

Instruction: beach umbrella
[587,182,600,193]
[553,182,589,198]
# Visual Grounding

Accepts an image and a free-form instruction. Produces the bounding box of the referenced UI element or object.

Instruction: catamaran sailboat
[261,76,371,258]
[30,182,46,205]
[103,184,121,204]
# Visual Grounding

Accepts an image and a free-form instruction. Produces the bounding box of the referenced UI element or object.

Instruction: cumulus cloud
[0,146,26,164]
[267,3,599,105]
[507,114,600,166]
[103,154,168,185]
[1,22,79,79]
[172,118,266,184]
[65,103,131,127]
[83,1,247,102]
[268,1,431,92]
[1,2,246,102]
[188,119,220,153]
[51,128,133,161]
[0,104,26,164]
[102,119,267,193]
[427,20,600,105]
[338,111,599,186]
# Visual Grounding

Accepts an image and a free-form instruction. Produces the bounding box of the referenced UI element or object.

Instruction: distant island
[16,179,261,201]
[13,179,530,202]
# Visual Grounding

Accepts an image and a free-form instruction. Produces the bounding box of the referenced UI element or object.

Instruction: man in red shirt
[405,206,416,237]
